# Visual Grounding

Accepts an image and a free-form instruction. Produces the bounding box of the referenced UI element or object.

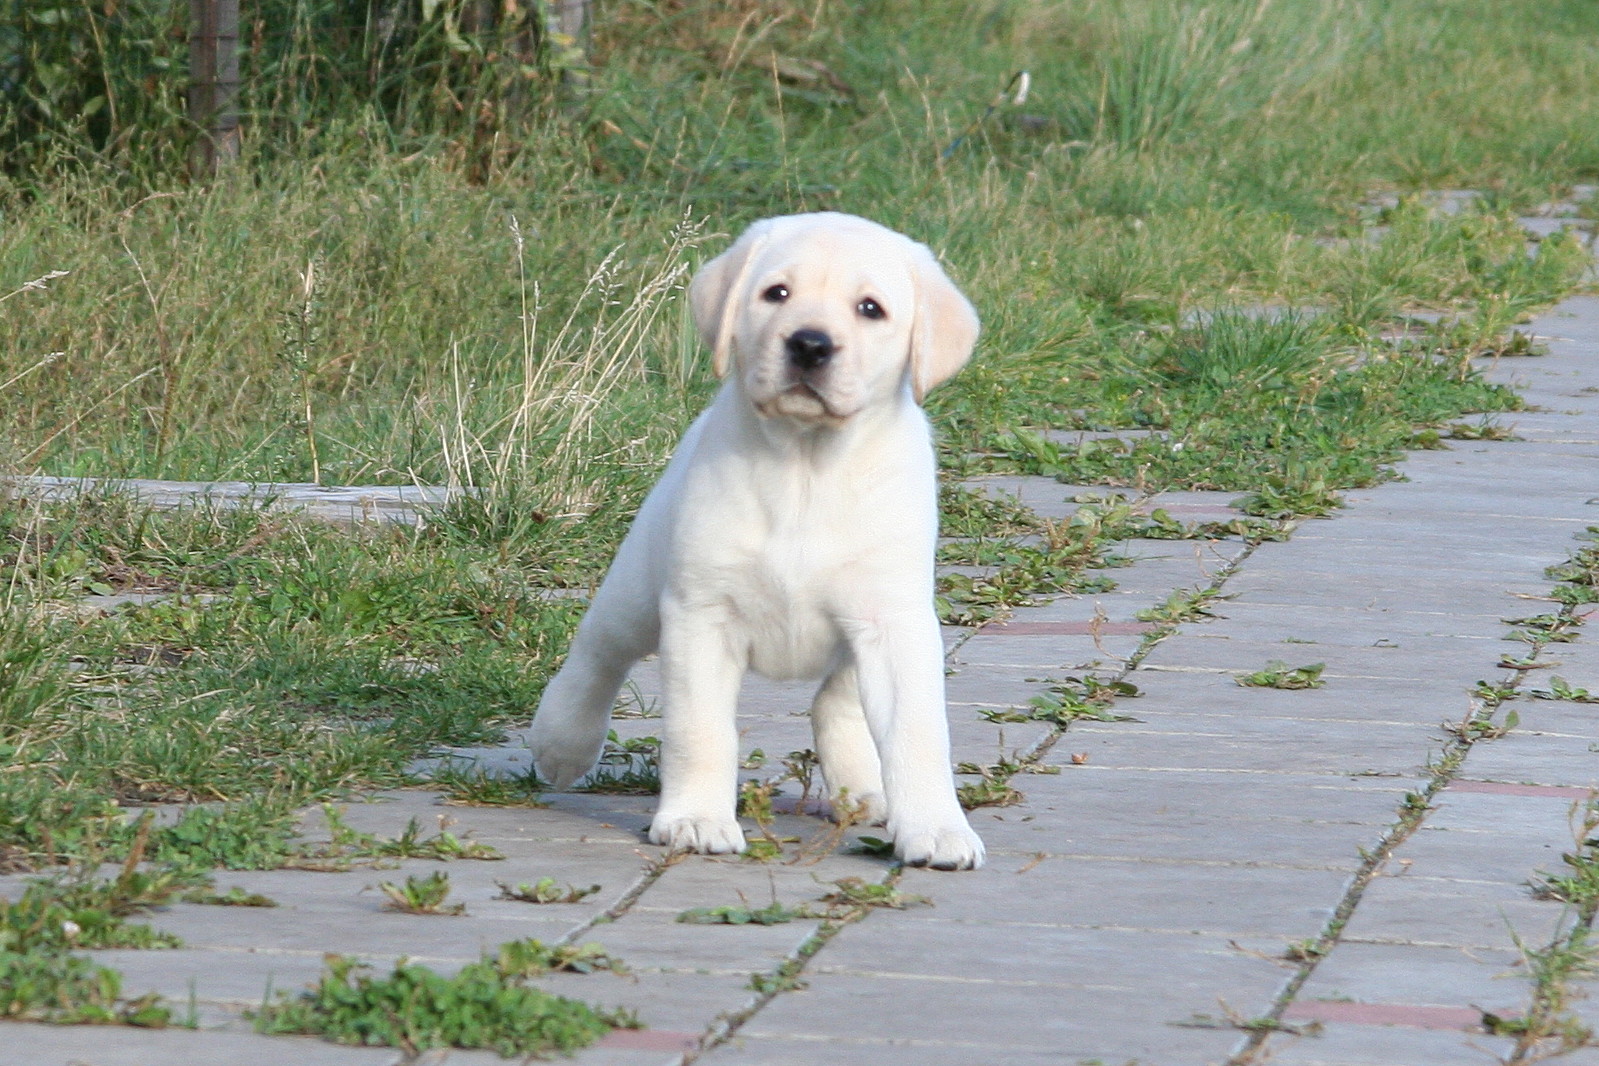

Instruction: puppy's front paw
[526,724,605,792]
[648,812,747,855]
[893,820,986,871]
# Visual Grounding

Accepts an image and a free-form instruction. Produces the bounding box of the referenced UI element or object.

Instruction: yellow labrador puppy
[528,212,984,870]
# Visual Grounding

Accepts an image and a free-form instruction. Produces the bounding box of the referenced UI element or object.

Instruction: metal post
[188,0,240,175]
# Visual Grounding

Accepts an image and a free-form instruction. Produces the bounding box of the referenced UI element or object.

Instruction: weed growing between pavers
[496,878,602,905]
[573,732,663,794]
[959,677,1143,805]
[1548,529,1599,607]
[1136,585,1232,625]
[677,876,931,927]
[686,871,922,1058]
[378,871,466,916]
[730,773,880,865]
[250,945,636,1059]
[433,763,550,807]
[678,901,807,926]
[1482,928,1598,1057]
[1529,677,1599,703]
[0,953,172,1028]
[1531,799,1599,925]
[1236,661,1327,690]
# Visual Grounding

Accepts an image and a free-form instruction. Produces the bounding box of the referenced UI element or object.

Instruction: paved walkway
[5,286,1599,1064]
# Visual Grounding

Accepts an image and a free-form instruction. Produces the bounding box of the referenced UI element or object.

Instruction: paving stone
[951,630,1146,669]
[1452,727,1599,789]
[0,1024,423,1066]
[1333,871,1575,951]
[1067,713,1435,779]
[633,851,887,914]
[976,767,1407,867]
[1222,572,1552,619]
[1256,1022,1518,1065]
[737,966,1259,1064]
[535,969,754,1037]
[1520,216,1591,239]
[1209,600,1511,644]
[892,850,1348,939]
[131,865,589,962]
[1088,548,1236,597]
[1505,697,1599,737]
[1137,632,1503,683]
[943,667,1077,709]
[959,475,1091,520]
[1291,941,1529,1017]
[701,1034,1089,1066]
[1121,669,1482,725]
[1423,787,1591,843]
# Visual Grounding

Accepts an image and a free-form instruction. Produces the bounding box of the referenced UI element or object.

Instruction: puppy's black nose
[785,328,835,370]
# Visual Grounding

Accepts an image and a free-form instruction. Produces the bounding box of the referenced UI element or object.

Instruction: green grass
[250,946,633,1058]
[3,0,1597,487]
[0,491,594,871]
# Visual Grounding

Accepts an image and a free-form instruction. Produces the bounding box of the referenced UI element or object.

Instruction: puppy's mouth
[756,380,848,425]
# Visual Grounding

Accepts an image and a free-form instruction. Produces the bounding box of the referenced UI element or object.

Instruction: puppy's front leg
[850,611,985,870]
[810,661,888,824]
[648,599,747,854]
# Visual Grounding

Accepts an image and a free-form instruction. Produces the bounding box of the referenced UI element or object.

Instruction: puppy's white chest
[731,534,848,680]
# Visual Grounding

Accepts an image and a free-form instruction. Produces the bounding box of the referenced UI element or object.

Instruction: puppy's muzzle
[785,328,835,372]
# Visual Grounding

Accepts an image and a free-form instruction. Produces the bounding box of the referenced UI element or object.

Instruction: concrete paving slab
[1333,872,1575,951]
[892,850,1347,940]
[1137,632,1504,683]
[1210,600,1516,644]
[1087,547,1237,595]
[1289,940,1528,1018]
[950,630,1146,668]
[959,475,1090,520]
[942,668,1065,709]
[1257,1023,1518,1066]
[0,1024,426,1066]
[1384,825,1572,891]
[1120,669,1483,725]
[700,1034,1088,1066]
[534,969,758,1036]
[737,968,1257,1064]
[1453,728,1599,789]
[1066,714,1436,779]
[968,768,1407,868]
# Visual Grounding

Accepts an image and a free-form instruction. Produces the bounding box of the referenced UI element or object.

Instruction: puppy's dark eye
[762,284,790,303]
[857,297,886,320]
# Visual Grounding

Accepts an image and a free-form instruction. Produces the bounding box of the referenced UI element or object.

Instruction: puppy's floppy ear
[907,241,980,402]
[689,220,773,379]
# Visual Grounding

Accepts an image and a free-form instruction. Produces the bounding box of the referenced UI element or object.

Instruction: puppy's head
[689,213,979,425]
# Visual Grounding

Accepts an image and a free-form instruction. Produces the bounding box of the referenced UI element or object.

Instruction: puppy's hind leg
[529,583,658,791]
[810,661,888,825]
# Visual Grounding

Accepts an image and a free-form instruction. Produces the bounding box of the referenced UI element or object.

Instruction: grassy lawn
[2,0,1597,1051]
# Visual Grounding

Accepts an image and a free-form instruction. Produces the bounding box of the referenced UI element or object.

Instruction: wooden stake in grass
[281,256,324,484]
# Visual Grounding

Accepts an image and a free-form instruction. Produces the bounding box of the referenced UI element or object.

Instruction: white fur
[528,212,984,870]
